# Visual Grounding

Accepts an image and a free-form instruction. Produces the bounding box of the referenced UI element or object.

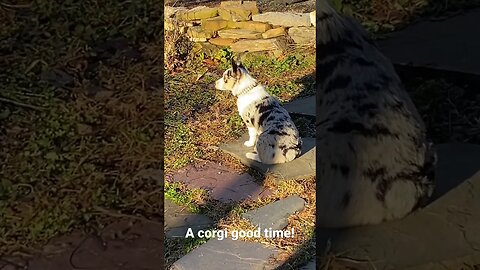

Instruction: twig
[0,96,45,111]
[0,2,32,8]
[92,206,162,226]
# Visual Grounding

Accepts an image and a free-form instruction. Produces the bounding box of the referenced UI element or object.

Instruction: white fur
[215,62,302,164]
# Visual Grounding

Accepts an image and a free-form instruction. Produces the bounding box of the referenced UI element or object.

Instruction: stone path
[164,91,316,268]
[317,143,480,270]
[167,161,272,203]
[168,195,312,270]
[283,95,315,116]
[170,238,279,270]
[243,195,306,231]
[377,9,480,76]
[164,199,214,238]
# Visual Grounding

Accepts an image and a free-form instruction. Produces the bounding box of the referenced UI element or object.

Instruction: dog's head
[215,58,250,93]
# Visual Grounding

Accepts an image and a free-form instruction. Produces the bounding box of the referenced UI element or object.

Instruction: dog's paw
[246,152,261,162]
[244,140,255,147]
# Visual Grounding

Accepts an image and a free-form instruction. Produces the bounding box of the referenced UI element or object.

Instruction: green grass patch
[164,182,207,214]
[0,0,163,254]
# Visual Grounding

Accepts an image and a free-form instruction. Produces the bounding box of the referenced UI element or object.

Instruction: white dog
[215,59,302,164]
[316,0,436,227]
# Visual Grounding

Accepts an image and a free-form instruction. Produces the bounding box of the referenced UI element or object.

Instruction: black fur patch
[375,179,391,202]
[363,167,387,182]
[390,99,406,112]
[341,191,351,208]
[266,115,276,122]
[362,82,381,92]
[331,163,350,177]
[353,57,375,66]
[328,118,395,137]
[348,142,355,153]
[357,103,379,117]
[267,129,289,136]
[339,165,350,177]
[317,38,363,61]
[257,103,274,113]
[318,12,333,21]
[324,75,352,93]
[258,106,283,126]
[345,92,368,101]
[317,57,345,84]
[280,143,301,156]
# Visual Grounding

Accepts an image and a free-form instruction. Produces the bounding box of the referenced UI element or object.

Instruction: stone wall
[165,1,315,53]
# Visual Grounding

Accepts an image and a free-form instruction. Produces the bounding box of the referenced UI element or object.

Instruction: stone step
[219,134,315,181]
[165,199,214,238]
[282,95,315,116]
[170,238,279,270]
[317,143,480,270]
[288,27,315,45]
[243,195,306,231]
[377,10,480,76]
[167,161,272,203]
[230,37,288,53]
[252,12,312,27]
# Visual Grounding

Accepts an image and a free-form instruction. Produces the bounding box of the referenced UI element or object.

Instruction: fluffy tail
[285,139,303,162]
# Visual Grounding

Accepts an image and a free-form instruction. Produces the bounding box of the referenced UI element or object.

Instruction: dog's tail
[285,139,302,162]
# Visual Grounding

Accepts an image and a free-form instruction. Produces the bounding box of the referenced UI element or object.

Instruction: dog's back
[242,95,302,164]
[316,1,435,227]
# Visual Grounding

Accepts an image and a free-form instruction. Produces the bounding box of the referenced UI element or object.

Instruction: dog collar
[234,82,258,97]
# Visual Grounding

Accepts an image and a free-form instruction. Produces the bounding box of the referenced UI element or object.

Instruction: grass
[1,0,479,268]
[335,0,480,33]
[0,0,163,254]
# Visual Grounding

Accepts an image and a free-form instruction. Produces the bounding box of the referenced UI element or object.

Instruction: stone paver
[262,27,286,38]
[165,199,214,238]
[227,21,272,32]
[243,195,306,231]
[288,27,315,45]
[170,238,279,270]
[177,6,218,21]
[168,161,272,202]
[219,135,315,181]
[230,37,288,53]
[318,143,480,270]
[218,29,263,39]
[377,10,480,75]
[220,1,259,15]
[282,95,315,116]
[209,37,237,46]
[252,12,311,27]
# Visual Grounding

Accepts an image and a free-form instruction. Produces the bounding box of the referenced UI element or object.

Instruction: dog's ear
[231,58,238,72]
[236,60,244,69]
